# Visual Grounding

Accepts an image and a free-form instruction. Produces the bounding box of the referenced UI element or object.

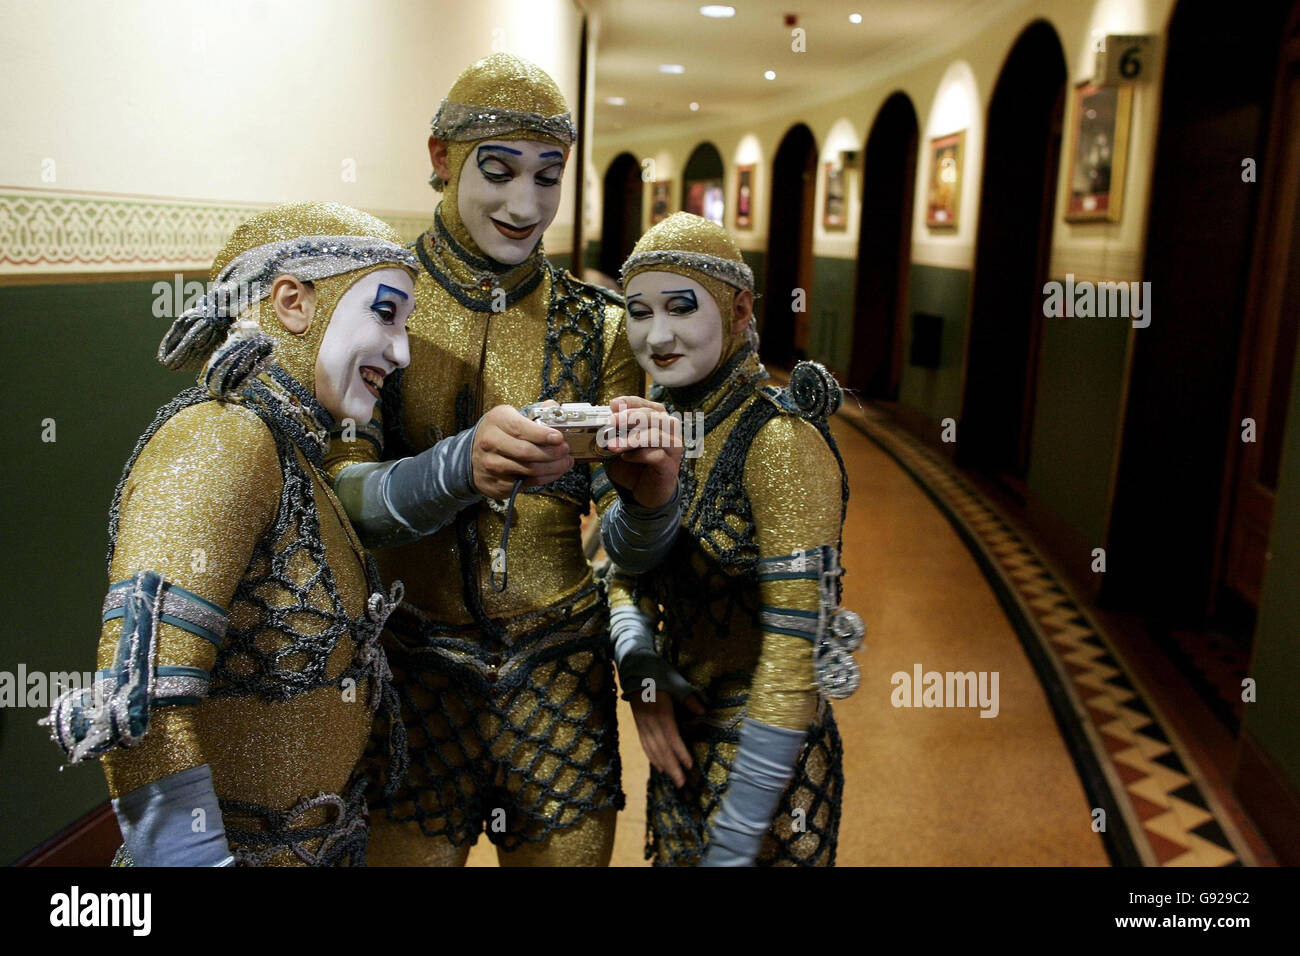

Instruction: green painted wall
[808,255,856,378]
[1243,334,1300,792]
[0,279,187,863]
[898,263,970,427]
[1025,292,1131,548]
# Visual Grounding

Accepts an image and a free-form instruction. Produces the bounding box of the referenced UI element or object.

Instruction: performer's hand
[622,649,705,788]
[602,396,683,509]
[471,404,573,499]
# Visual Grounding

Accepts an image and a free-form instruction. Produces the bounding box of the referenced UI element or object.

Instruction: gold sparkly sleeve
[323,406,383,483]
[99,401,282,797]
[605,565,655,615]
[744,414,842,731]
[594,299,646,517]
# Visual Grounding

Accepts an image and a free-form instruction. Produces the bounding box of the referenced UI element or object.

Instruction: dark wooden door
[1221,9,1300,608]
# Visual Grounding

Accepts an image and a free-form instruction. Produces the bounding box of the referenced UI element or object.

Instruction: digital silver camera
[525,402,617,461]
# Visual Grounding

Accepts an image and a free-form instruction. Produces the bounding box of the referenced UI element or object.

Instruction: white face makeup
[624,271,724,388]
[314,267,415,423]
[456,139,567,264]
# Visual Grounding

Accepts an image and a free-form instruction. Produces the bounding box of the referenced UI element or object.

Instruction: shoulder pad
[761,360,844,423]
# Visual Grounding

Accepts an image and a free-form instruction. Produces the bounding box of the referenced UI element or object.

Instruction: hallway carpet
[471,399,1254,866]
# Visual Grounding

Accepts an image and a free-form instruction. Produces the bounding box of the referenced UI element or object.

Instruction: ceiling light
[849,13,862,24]
[764,70,776,81]
[699,4,735,16]
[689,102,700,111]
[605,96,626,106]
[659,64,685,74]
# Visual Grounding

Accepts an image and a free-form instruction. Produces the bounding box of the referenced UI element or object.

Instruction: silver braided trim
[620,249,754,292]
[430,98,577,144]
[754,545,866,701]
[759,608,819,637]
[102,581,228,645]
[42,571,167,762]
[158,235,419,371]
[354,581,404,712]
[91,671,212,704]
[757,550,824,579]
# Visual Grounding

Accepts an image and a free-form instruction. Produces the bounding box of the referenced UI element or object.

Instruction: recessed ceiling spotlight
[689,102,700,111]
[764,70,776,81]
[605,96,626,106]
[849,13,863,24]
[659,64,686,74]
[699,4,735,16]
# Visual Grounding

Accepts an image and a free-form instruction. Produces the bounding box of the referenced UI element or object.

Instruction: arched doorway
[763,123,817,368]
[681,142,725,225]
[957,20,1066,484]
[850,92,919,398]
[1105,0,1296,623]
[599,152,643,279]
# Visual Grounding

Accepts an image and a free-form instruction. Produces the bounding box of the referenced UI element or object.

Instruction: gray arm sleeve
[112,763,234,867]
[699,718,807,867]
[600,482,681,573]
[332,424,483,550]
[609,602,655,667]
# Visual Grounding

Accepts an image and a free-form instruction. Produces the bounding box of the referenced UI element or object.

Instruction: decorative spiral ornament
[788,360,843,420]
[815,644,861,699]
[831,608,866,653]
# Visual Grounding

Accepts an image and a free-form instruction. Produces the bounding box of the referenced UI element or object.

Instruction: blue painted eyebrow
[540,150,563,159]
[626,292,643,299]
[662,289,697,297]
[479,144,524,157]
[373,283,409,301]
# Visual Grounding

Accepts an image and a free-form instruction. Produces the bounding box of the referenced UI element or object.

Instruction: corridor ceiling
[592,0,1020,138]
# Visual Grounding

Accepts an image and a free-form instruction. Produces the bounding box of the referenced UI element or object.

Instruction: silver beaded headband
[428,98,576,191]
[620,249,754,292]
[430,98,577,144]
[158,234,418,371]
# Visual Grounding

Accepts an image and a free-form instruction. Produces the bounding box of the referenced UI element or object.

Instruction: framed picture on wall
[684,178,725,225]
[1065,82,1133,222]
[823,161,847,231]
[926,130,964,229]
[735,165,755,229]
[650,180,671,224]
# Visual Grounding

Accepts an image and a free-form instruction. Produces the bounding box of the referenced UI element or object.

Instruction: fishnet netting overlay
[538,263,616,404]
[646,706,843,867]
[221,775,370,867]
[366,615,625,851]
[104,381,404,866]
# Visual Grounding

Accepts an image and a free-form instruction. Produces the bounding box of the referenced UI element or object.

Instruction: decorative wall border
[0,188,429,275]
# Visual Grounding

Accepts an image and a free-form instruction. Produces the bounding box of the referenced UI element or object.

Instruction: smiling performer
[43,202,418,866]
[325,53,682,866]
[608,213,863,866]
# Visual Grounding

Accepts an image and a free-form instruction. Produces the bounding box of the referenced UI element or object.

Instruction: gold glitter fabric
[325,192,639,860]
[98,388,383,866]
[607,333,851,865]
[75,202,415,866]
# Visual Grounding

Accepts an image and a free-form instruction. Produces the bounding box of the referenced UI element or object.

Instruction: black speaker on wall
[909,312,942,368]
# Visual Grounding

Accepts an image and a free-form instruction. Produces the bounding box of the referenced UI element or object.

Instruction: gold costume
[610,213,859,866]
[325,55,639,866]
[45,203,417,866]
